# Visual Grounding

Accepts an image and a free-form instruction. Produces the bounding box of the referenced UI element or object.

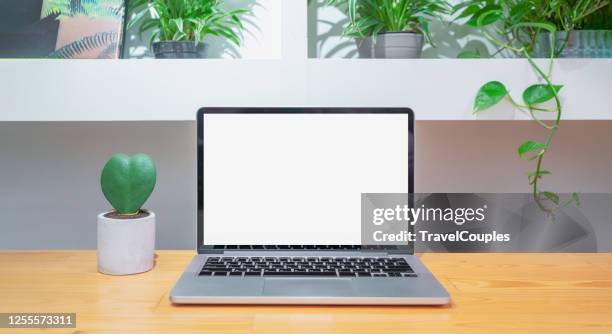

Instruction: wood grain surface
[1,251,611,334]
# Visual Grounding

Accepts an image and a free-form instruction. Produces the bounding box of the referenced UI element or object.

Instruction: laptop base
[170,254,450,305]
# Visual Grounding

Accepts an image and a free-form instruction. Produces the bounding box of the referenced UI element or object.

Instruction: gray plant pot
[356,32,423,59]
[153,41,208,59]
[533,30,612,58]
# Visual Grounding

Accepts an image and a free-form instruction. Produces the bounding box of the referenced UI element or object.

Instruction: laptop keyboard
[199,256,416,278]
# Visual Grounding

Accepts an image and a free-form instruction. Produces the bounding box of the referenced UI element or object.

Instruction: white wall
[2,59,611,121]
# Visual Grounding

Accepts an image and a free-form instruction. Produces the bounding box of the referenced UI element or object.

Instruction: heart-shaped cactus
[101,153,156,215]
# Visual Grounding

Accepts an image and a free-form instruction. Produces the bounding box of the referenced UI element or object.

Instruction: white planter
[97,211,156,275]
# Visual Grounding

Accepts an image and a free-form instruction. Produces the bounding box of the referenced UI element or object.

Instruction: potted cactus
[97,153,157,275]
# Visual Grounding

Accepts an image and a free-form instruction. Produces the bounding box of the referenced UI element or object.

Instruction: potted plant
[327,0,451,58]
[453,0,611,58]
[98,153,157,275]
[533,0,612,58]
[536,1,612,58]
[127,0,249,58]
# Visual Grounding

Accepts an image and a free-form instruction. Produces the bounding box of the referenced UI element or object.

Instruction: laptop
[170,107,450,305]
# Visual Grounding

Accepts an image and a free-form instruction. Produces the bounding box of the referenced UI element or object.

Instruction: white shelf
[1,59,611,121]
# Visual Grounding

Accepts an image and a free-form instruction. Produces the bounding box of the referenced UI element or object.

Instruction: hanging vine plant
[451,0,594,215]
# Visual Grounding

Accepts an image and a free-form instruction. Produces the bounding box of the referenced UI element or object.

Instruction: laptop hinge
[198,247,412,255]
[198,247,223,254]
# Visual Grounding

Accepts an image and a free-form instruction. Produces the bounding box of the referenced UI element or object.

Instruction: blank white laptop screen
[202,113,409,245]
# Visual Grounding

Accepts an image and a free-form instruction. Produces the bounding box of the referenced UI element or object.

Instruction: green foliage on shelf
[542,0,610,30]
[453,0,609,56]
[128,0,249,46]
[101,153,157,216]
[326,0,451,44]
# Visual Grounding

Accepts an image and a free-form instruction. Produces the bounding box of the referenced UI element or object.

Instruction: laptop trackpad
[263,278,353,296]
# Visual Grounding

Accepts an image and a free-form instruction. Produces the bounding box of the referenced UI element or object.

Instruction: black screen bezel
[197,107,414,254]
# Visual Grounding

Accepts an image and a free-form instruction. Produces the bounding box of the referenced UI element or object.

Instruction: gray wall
[0,122,196,249]
[1,121,611,249]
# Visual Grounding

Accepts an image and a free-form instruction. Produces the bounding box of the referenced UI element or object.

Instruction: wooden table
[1,251,611,334]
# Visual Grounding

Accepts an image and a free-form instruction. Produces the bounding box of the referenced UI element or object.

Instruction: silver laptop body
[170,108,450,305]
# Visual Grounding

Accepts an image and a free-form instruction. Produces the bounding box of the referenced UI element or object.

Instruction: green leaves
[507,1,530,25]
[170,18,187,40]
[457,50,481,58]
[473,81,508,113]
[452,1,502,27]
[467,5,502,26]
[453,4,480,22]
[101,153,157,215]
[473,82,562,114]
[416,17,434,45]
[541,191,560,205]
[518,140,546,160]
[527,169,551,184]
[328,0,451,43]
[128,0,249,45]
[522,84,563,105]
[538,191,581,211]
[512,22,557,34]
[348,0,357,26]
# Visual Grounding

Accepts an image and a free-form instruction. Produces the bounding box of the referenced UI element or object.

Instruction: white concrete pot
[97,211,155,275]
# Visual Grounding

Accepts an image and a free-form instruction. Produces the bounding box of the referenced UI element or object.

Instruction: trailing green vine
[453,3,587,215]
